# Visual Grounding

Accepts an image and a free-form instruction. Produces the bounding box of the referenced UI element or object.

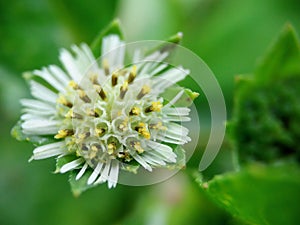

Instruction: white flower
[20,35,194,188]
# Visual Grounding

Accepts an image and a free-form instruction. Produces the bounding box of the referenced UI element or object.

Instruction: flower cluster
[18,34,196,188]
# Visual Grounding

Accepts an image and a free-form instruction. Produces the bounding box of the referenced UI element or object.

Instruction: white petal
[29,81,57,104]
[23,108,55,117]
[167,123,189,134]
[132,154,152,171]
[146,141,176,162]
[87,162,103,185]
[33,68,65,92]
[107,160,119,188]
[101,35,125,70]
[76,163,88,180]
[142,154,166,166]
[48,65,71,85]
[132,49,141,62]
[153,67,189,92]
[81,43,96,63]
[22,119,58,135]
[147,150,176,163]
[156,135,187,145]
[167,123,189,135]
[164,116,191,122]
[162,107,190,116]
[21,99,56,116]
[60,158,84,173]
[21,99,55,111]
[59,48,82,82]
[21,113,40,120]
[149,63,168,76]
[95,160,111,184]
[161,124,190,141]
[138,51,168,76]
[71,44,96,73]
[159,130,191,144]
[147,52,169,73]
[31,142,65,160]
[164,90,184,108]
[146,140,173,154]
[60,44,96,83]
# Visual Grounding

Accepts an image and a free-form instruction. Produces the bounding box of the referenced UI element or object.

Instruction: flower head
[17,34,197,189]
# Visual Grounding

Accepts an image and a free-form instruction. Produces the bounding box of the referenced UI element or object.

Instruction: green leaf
[166,32,183,44]
[11,121,54,146]
[161,86,199,107]
[255,24,300,83]
[199,163,300,225]
[144,32,184,57]
[69,169,94,197]
[90,18,124,57]
[229,24,300,164]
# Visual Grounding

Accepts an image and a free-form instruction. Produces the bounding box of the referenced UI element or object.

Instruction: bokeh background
[1,0,300,224]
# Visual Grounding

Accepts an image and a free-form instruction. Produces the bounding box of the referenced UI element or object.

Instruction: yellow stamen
[142,131,151,139]
[118,151,132,162]
[69,80,79,89]
[145,101,163,113]
[54,129,74,139]
[118,152,125,158]
[89,74,99,84]
[128,65,137,84]
[65,109,73,118]
[107,143,116,155]
[102,59,110,76]
[93,84,107,100]
[78,90,91,103]
[137,85,151,99]
[135,122,151,139]
[118,119,128,132]
[111,72,118,86]
[57,96,72,107]
[95,128,105,136]
[65,109,83,119]
[133,141,144,154]
[89,145,98,159]
[86,109,99,117]
[77,132,90,141]
[149,121,167,130]
[119,81,128,99]
[121,81,128,91]
[151,102,163,112]
[129,106,141,116]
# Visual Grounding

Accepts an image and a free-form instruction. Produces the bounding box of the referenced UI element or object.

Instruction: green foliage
[69,170,94,197]
[90,18,124,57]
[230,24,300,163]
[205,24,300,225]
[231,78,300,163]
[199,163,300,225]
[255,24,300,83]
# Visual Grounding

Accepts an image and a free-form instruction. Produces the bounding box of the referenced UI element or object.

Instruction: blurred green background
[1,0,300,224]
